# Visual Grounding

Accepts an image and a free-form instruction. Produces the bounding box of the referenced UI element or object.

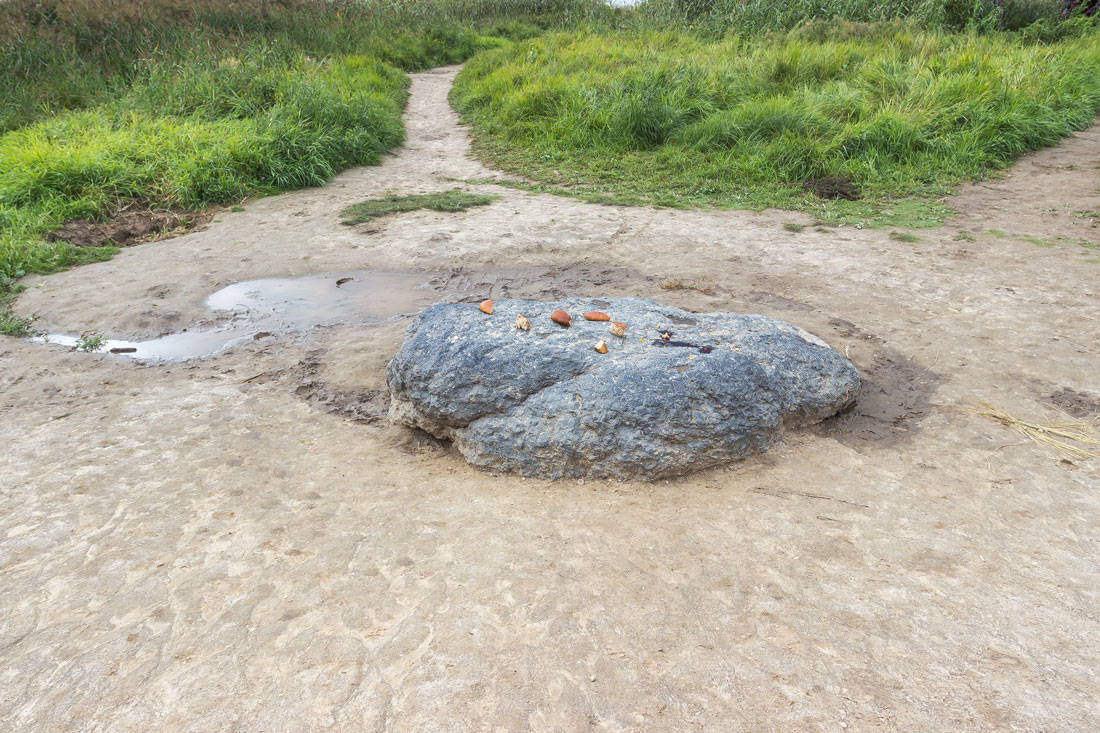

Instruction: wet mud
[48,203,214,248]
[35,270,439,361]
[821,347,940,451]
[1048,386,1100,419]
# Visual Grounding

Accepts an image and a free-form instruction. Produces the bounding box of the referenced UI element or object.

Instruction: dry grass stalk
[970,401,1099,462]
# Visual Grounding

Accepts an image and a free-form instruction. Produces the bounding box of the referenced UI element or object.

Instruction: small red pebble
[594,340,608,354]
[550,309,571,327]
[478,299,493,314]
[609,322,627,337]
[583,311,610,322]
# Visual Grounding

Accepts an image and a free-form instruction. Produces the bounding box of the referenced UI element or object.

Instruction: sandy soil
[2,66,1099,731]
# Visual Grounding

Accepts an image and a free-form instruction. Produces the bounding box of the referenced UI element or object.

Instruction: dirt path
[2,66,1099,731]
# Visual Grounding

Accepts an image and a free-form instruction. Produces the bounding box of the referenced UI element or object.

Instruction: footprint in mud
[1048,387,1100,419]
[817,348,939,450]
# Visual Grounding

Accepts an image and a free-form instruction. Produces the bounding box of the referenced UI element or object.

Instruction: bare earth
[3,66,1099,731]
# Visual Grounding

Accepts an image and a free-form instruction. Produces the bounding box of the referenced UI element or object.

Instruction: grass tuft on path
[340,190,499,224]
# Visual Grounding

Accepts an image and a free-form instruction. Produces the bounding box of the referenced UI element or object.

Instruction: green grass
[0,0,603,329]
[783,222,807,233]
[0,51,409,280]
[624,0,1065,35]
[3,1,1099,332]
[0,0,605,134]
[0,281,30,336]
[452,24,1100,225]
[1020,234,1058,247]
[340,189,499,224]
[889,231,920,242]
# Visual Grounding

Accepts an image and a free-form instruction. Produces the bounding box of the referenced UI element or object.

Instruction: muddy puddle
[35,271,438,362]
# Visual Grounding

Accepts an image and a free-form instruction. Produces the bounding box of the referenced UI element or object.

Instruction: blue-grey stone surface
[387,297,859,480]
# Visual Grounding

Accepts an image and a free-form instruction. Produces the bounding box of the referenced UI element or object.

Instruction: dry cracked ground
[2,66,1100,731]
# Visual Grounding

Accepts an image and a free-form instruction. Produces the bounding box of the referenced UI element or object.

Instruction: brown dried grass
[971,400,1099,462]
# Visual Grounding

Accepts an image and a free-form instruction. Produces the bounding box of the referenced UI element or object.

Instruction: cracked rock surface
[387,297,860,479]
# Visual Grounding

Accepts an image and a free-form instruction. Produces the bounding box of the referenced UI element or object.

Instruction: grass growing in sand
[341,190,500,225]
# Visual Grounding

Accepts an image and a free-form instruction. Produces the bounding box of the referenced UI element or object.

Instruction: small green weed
[783,222,806,233]
[340,189,499,224]
[889,231,920,243]
[0,284,30,336]
[75,331,107,352]
[953,230,976,242]
[231,206,246,213]
[1019,235,1057,248]
[988,229,1010,238]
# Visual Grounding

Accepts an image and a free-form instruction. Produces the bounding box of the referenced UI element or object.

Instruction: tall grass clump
[621,0,1064,34]
[0,0,609,134]
[0,50,407,272]
[452,23,1100,218]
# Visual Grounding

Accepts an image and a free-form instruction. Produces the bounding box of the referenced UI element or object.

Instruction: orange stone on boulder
[550,310,571,327]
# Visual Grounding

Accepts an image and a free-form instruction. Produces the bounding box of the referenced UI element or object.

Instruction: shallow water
[36,271,438,362]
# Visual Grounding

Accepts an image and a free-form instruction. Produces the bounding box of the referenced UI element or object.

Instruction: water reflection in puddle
[36,271,439,362]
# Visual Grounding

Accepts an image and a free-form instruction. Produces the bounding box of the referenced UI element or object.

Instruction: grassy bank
[0,0,605,334]
[0,50,408,282]
[452,21,1100,224]
[619,0,1065,35]
[0,0,605,134]
[3,1,1098,335]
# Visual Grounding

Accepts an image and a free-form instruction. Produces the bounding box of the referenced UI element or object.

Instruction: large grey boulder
[387,297,859,480]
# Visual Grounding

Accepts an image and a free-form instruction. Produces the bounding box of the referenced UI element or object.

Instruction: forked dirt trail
[2,66,1099,731]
